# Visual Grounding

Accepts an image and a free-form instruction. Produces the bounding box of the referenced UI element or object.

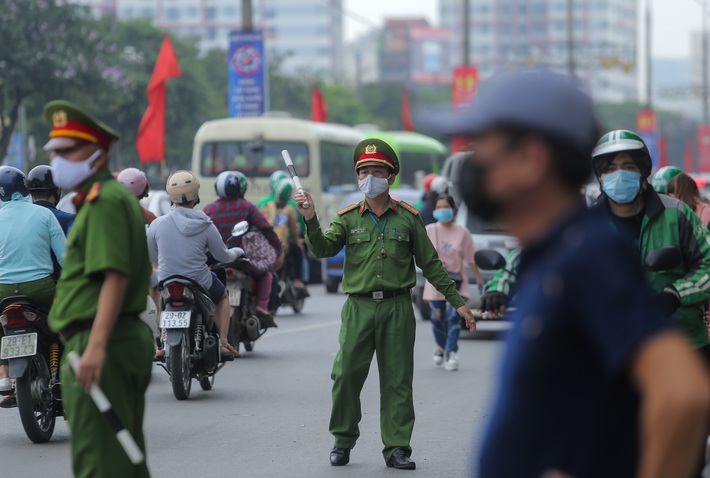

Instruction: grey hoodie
[147,206,240,290]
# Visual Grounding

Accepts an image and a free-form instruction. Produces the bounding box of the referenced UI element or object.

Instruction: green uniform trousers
[62,318,154,478]
[0,276,55,366]
[330,293,416,462]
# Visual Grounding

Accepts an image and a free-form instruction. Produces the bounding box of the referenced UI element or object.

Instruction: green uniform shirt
[49,170,150,332]
[305,197,465,308]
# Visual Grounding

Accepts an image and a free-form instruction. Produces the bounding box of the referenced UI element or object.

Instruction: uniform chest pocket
[347,232,372,262]
[388,229,411,259]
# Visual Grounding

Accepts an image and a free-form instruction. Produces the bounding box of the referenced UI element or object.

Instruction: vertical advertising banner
[636,110,659,170]
[451,66,478,152]
[229,30,266,118]
[698,125,710,173]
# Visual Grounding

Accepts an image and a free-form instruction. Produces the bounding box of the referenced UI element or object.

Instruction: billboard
[409,27,451,85]
[636,110,659,170]
[228,30,266,117]
[451,66,479,152]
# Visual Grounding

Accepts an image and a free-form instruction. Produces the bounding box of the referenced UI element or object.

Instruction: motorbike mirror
[231,221,249,237]
[475,249,507,271]
[274,213,289,227]
[645,246,682,272]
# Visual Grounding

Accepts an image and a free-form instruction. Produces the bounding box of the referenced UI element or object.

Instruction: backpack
[262,201,292,251]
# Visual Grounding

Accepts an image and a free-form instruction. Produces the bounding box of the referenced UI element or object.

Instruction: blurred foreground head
[420,69,599,224]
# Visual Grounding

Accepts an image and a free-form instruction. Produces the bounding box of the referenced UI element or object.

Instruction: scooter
[0,296,63,443]
[157,275,232,400]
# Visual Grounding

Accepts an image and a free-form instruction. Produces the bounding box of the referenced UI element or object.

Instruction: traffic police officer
[294,138,477,470]
[44,100,153,478]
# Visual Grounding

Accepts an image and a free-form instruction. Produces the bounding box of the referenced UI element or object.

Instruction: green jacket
[305,197,465,308]
[601,190,710,348]
[485,247,522,296]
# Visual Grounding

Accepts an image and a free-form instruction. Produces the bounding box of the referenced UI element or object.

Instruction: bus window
[200,141,310,177]
[398,152,446,187]
[321,142,358,192]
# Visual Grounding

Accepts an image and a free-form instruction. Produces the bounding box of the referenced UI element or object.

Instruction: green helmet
[235,171,248,196]
[274,178,294,202]
[591,130,652,178]
[269,171,289,193]
[651,166,683,194]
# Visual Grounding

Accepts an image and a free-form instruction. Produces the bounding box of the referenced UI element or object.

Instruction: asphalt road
[0,287,504,478]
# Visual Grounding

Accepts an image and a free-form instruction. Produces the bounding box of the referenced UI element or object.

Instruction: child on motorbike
[203,171,284,318]
[148,170,243,357]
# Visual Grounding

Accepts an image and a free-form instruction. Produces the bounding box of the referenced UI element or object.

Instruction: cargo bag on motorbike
[241,231,277,273]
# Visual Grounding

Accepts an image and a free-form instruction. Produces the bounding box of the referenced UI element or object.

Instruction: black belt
[60,320,94,343]
[350,288,410,300]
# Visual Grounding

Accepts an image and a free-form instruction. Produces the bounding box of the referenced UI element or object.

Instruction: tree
[0,0,106,160]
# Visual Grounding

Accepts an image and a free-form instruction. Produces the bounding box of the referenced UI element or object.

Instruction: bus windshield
[320,141,359,193]
[398,151,446,187]
[200,140,310,177]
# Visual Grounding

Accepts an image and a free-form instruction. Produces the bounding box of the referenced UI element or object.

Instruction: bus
[191,116,366,225]
[359,130,449,189]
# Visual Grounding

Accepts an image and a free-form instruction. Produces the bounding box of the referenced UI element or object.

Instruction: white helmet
[431,176,449,195]
[166,170,200,205]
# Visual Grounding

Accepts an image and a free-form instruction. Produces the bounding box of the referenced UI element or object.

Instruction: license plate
[0,333,38,360]
[228,287,241,306]
[160,311,192,329]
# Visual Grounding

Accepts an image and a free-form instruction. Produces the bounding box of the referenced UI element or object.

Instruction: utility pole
[566,0,575,77]
[463,0,470,65]
[242,0,253,31]
[646,0,653,108]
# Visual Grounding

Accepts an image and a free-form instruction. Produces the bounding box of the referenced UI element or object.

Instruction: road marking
[265,320,341,337]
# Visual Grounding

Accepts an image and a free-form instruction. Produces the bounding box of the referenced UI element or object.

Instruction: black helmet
[27,165,57,191]
[0,166,29,201]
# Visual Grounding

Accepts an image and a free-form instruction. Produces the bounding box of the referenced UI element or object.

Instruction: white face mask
[358,174,390,199]
[50,149,102,190]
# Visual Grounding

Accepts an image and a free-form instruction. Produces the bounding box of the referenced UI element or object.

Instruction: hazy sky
[344,0,701,60]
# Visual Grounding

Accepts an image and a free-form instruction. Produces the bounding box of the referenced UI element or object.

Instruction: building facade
[70,0,344,79]
[439,0,638,102]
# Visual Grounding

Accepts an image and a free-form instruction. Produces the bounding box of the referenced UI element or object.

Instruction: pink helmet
[117,168,149,198]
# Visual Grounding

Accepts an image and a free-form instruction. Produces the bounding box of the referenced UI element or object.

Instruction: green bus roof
[361,131,448,156]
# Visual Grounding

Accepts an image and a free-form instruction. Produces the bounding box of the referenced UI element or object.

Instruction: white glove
[230,247,245,259]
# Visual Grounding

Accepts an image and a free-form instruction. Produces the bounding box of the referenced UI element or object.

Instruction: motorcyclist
[27,164,75,235]
[592,130,710,359]
[418,175,449,226]
[260,178,308,292]
[258,170,305,232]
[203,170,284,318]
[478,247,522,319]
[0,166,66,407]
[117,167,156,225]
[147,170,243,357]
[650,165,683,194]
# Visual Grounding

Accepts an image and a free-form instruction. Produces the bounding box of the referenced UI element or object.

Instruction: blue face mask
[602,170,642,204]
[433,208,454,223]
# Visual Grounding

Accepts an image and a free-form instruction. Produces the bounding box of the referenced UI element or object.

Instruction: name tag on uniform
[351,227,367,234]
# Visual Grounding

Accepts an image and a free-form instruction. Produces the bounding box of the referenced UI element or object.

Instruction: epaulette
[86,182,102,203]
[338,202,360,215]
[398,201,419,215]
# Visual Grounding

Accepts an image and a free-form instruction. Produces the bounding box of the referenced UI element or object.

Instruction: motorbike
[214,221,274,353]
[157,275,232,400]
[271,213,308,315]
[0,296,63,443]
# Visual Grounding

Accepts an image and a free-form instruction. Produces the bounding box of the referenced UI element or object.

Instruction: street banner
[698,125,710,173]
[3,133,22,169]
[229,30,266,117]
[451,66,478,152]
[636,110,659,170]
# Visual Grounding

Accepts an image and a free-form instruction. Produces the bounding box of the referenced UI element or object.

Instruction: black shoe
[0,394,17,409]
[329,446,350,466]
[386,448,415,470]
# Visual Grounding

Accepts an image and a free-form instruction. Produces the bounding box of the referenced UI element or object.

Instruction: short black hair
[435,194,457,216]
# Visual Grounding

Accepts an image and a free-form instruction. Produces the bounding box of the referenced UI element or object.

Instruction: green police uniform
[305,139,464,463]
[44,101,153,478]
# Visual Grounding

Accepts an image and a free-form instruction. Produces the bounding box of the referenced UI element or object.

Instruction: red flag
[685,138,694,173]
[401,85,414,132]
[658,134,668,168]
[311,85,328,123]
[136,35,182,163]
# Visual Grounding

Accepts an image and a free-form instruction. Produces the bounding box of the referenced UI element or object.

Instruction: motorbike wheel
[324,277,339,294]
[169,330,192,400]
[291,296,305,314]
[16,355,55,443]
[199,374,214,391]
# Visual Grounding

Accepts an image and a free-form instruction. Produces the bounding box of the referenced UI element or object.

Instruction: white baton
[281,149,310,209]
[66,351,145,465]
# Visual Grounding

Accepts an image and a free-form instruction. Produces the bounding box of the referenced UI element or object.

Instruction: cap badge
[365,144,377,154]
[52,110,68,128]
